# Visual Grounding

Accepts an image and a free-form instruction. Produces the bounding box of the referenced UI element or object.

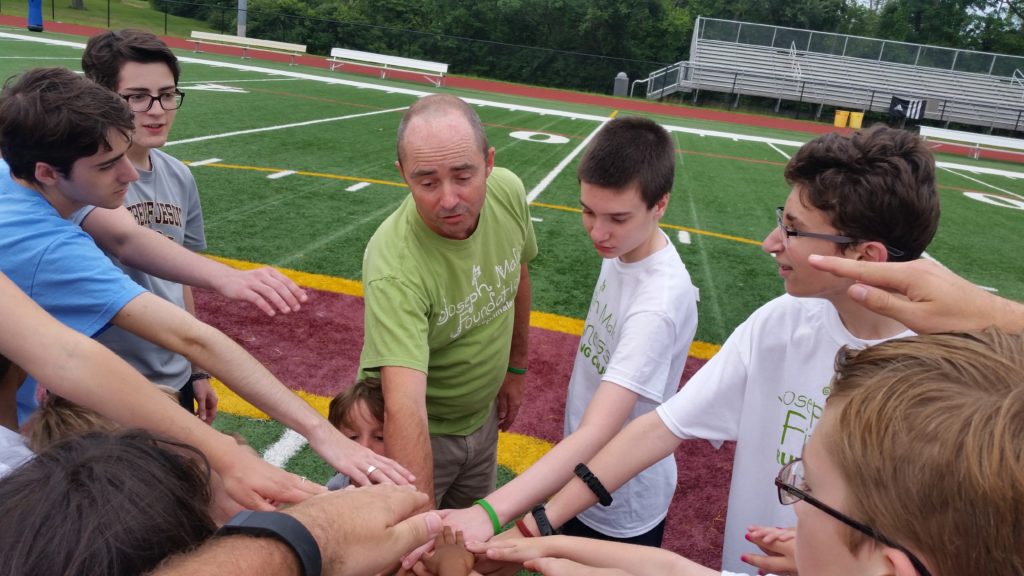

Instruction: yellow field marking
[210,377,556,472]
[192,161,408,188]
[609,110,619,118]
[529,201,764,246]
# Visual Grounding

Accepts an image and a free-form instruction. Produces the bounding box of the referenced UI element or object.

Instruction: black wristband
[574,463,613,507]
[217,510,322,576]
[531,504,555,537]
[188,371,211,384]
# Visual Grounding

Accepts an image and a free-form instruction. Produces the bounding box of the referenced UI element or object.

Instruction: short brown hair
[0,67,134,184]
[784,125,939,261]
[827,330,1024,575]
[82,29,180,90]
[328,377,385,430]
[396,94,488,164]
[577,116,675,208]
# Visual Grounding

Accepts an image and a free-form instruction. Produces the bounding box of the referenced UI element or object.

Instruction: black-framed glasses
[120,90,185,112]
[775,459,932,576]
[774,207,905,258]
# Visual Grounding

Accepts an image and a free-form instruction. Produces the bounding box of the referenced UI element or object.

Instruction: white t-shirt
[0,426,32,480]
[566,233,698,537]
[657,294,912,574]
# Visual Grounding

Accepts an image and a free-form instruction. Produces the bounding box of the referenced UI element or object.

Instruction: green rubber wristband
[474,498,502,535]
[507,366,527,375]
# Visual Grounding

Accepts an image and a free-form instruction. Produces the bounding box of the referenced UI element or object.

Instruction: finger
[266,267,308,305]
[808,255,912,292]
[456,530,466,546]
[849,281,918,314]
[374,455,416,485]
[255,269,302,312]
[403,536,437,569]
[743,553,795,573]
[243,289,277,317]
[250,281,292,316]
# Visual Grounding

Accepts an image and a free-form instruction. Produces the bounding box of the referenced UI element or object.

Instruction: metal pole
[237,0,247,37]
[106,0,110,28]
[797,82,806,119]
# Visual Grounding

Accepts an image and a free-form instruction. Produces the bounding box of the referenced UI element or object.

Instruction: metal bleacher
[638,17,1024,131]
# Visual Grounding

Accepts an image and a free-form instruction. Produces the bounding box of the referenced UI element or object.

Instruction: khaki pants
[430,405,499,509]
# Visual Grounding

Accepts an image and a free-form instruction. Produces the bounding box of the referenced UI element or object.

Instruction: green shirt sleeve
[359,275,430,375]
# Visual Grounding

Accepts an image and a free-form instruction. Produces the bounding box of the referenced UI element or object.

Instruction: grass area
[0,0,215,37]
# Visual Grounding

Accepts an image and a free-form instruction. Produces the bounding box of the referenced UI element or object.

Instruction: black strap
[217,510,322,576]
[531,504,555,536]
[574,463,613,506]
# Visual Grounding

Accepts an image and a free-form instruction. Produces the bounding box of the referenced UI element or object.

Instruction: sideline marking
[346,182,371,192]
[166,106,408,147]
[267,170,296,180]
[188,157,222,167]
[262,429,308,468]
[941,166,1024,201]
[526,118,609,203]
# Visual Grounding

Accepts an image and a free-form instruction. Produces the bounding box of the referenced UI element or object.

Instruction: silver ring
[366,465,378,476]
[300,476,308,484]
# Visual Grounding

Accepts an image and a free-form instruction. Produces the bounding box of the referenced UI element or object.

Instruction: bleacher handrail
[694,16,1024,78]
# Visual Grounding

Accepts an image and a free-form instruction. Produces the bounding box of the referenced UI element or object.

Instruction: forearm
[992,296,1024,334]
[531,536,714,576]
[182,285,206,373]
[545,411,680,529]
[508,265,531,368]
[385,402,434,506]
[152,535,299,576]
[489,424,617,524]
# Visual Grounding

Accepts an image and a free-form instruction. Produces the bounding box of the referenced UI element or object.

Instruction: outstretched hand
[743,525,797,576]
[216,265,308,317]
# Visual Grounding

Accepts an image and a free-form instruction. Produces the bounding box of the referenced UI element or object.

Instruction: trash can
[848,111,864,129]
[833,110,850,128]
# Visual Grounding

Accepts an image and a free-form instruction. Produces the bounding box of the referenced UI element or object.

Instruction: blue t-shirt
[0,160,146,422]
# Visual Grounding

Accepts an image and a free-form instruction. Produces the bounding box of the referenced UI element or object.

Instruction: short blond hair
[827,329,1024,575]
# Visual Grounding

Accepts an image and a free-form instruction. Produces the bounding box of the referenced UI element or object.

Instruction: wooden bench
[919,126,1024,159]
[190,31,306,66]
[328,47,448,87]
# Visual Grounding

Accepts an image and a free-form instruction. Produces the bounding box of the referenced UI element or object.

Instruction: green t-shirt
[359,167,538,436]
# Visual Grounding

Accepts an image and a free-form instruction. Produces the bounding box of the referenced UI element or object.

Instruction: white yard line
[187,157,222,167]
[527,119,609,203]
[262,429,307,468]
[165,107,408,147]
[346,182,371,192]
[767,142,791,160]
[179,78,298,84]
[267,170,296,180]
[940,166,1024,201]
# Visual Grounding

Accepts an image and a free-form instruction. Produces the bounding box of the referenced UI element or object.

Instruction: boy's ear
[882,546,927,576]
[857,241,890,264]
[33,162,62,186]
[653,193,669,218]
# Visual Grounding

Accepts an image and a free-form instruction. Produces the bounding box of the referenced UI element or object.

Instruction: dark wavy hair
[0,429,216,576]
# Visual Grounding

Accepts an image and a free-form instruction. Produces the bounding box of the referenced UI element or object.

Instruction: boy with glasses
[501,125,939,574]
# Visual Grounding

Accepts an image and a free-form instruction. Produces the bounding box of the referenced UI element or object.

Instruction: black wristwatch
[188,371,211,384]
[217,510,322,576]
